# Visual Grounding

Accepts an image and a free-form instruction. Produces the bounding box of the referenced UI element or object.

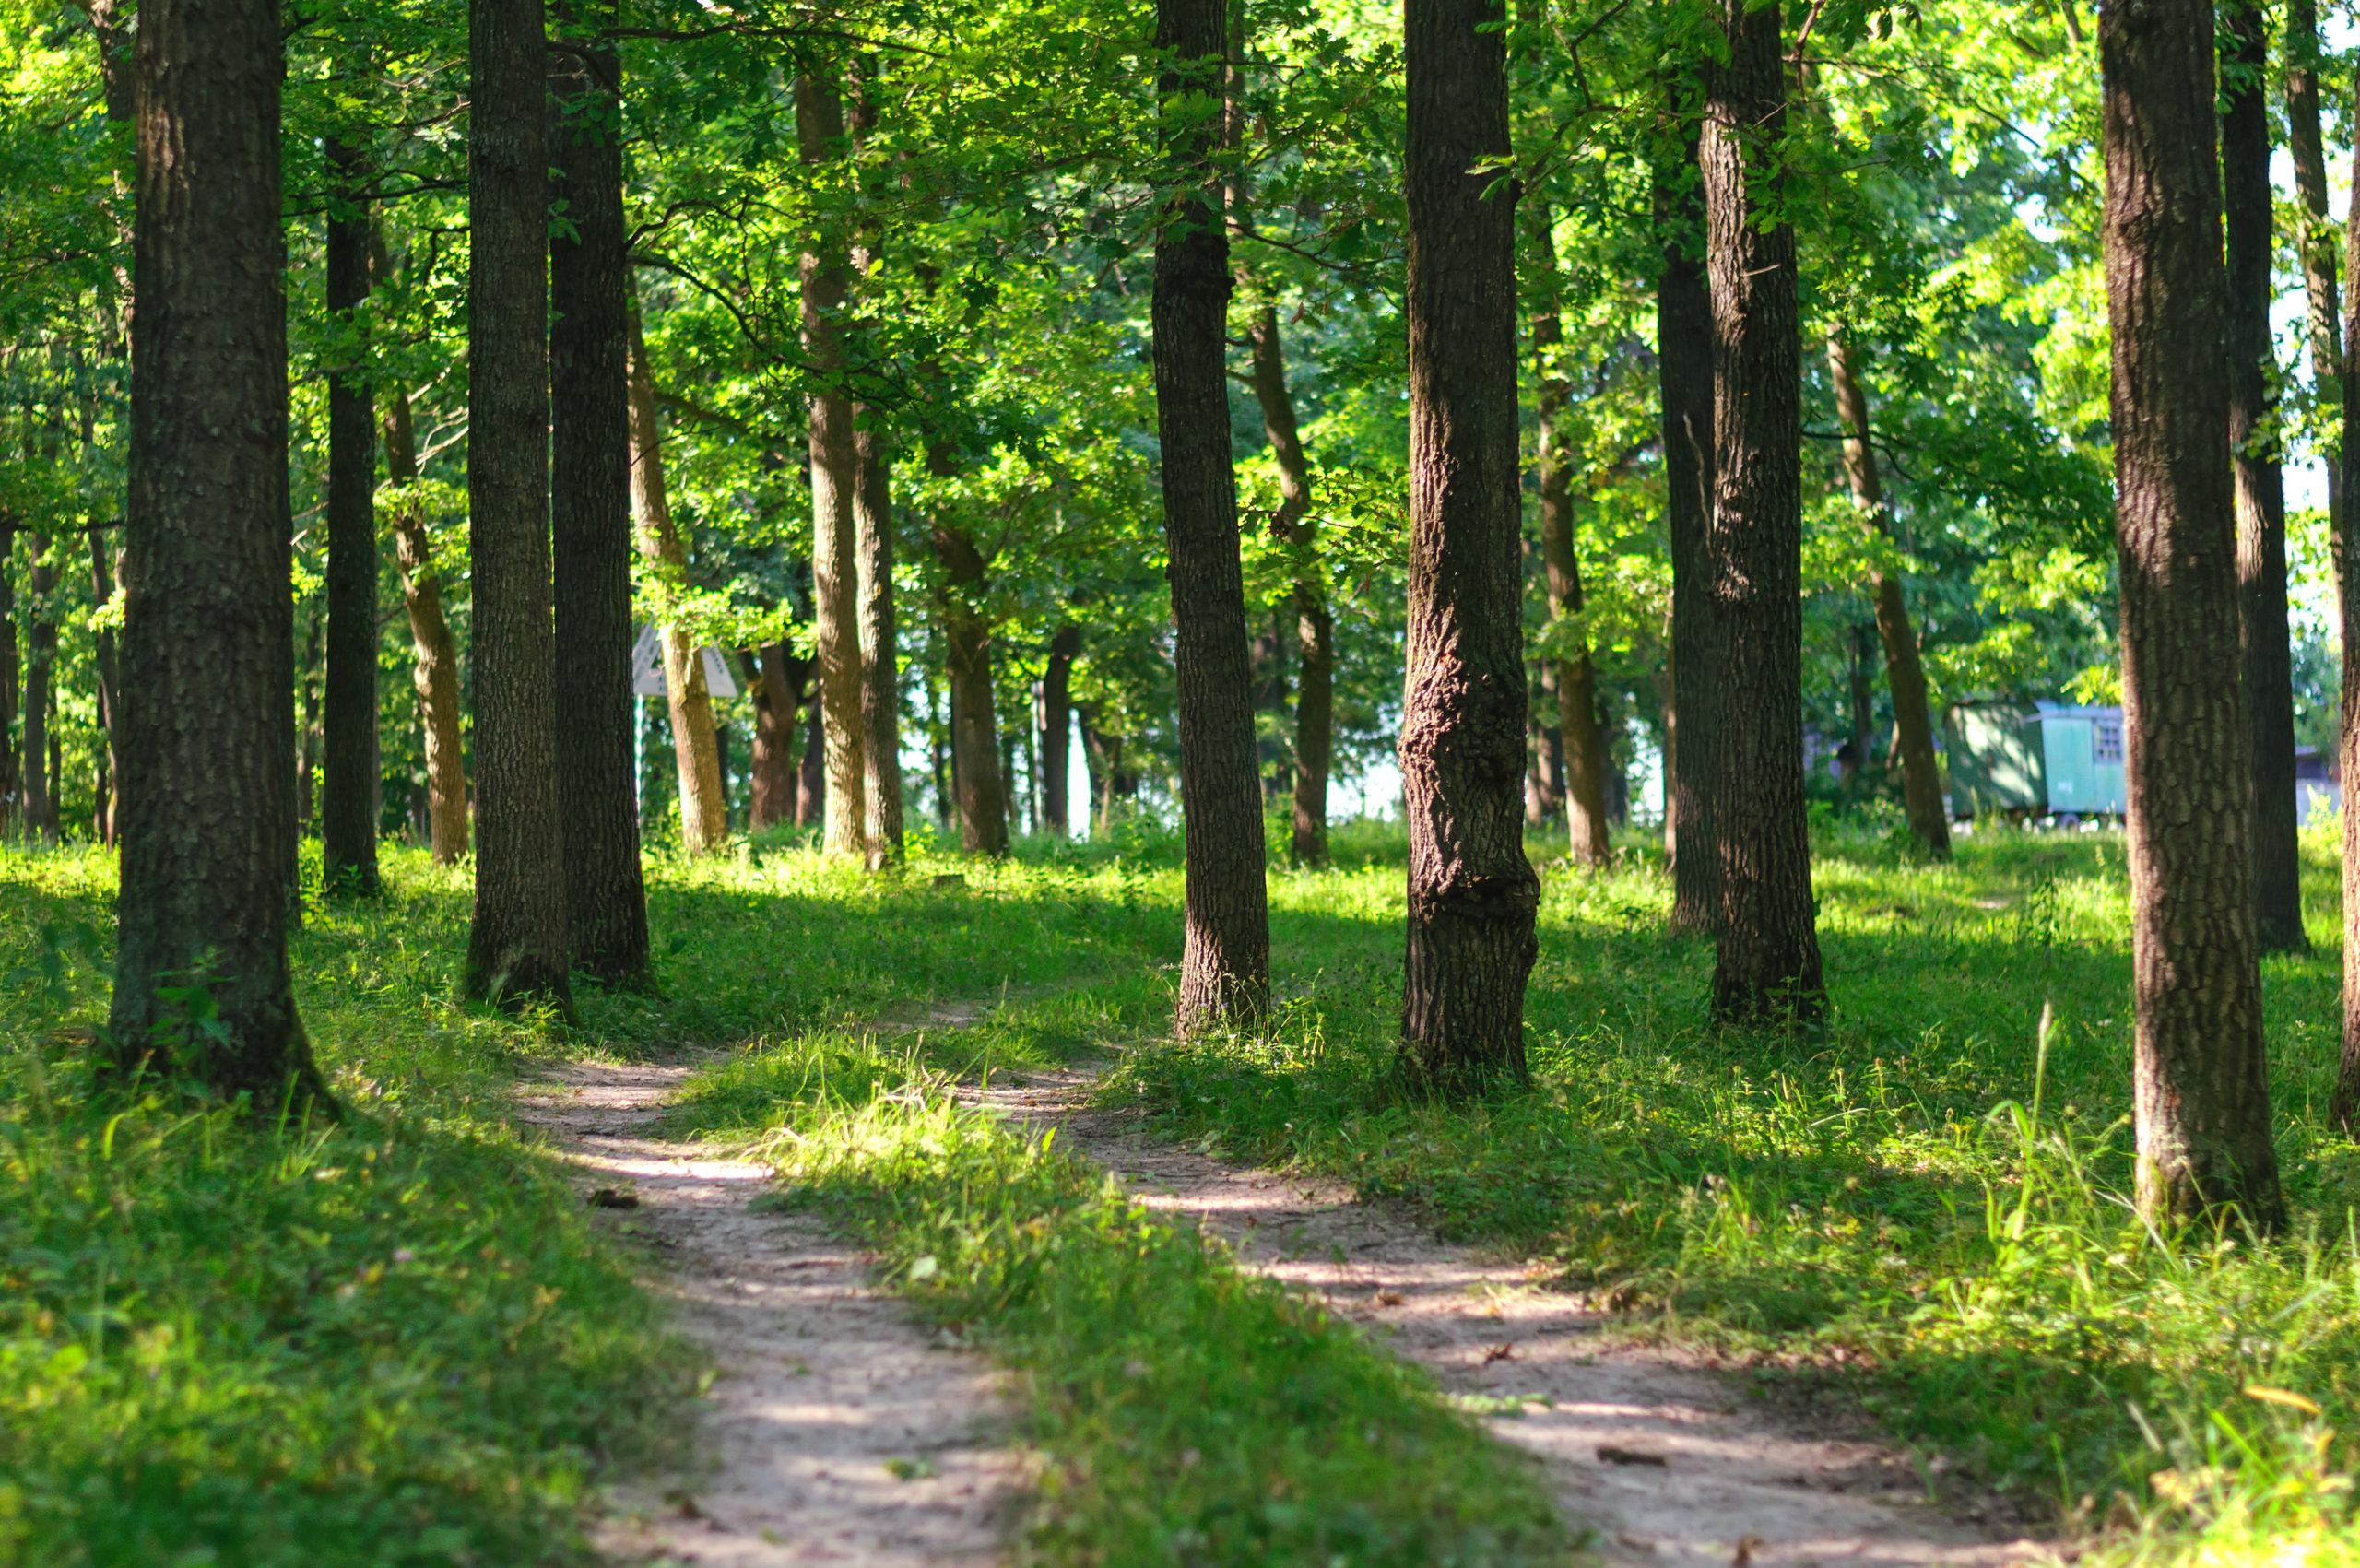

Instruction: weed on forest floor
[11,817,2360,1564]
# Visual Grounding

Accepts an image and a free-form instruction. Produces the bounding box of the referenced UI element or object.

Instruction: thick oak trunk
[1700,1,1823,1021]
[2103,0,2283,1226]
[1398,0,1539,1088]
[746,643,807,831]
[934,522,1009,855]
[854,423,904,866]
[1154,0,1270,1032]
[1243,305,1334,867]
[1525,197,1612,868]
[466,0,573,1010]
[322,139,381,896]
[1825,336,1951,859]
[1657,132,1717,937]
[379,383,469,864]
[550,16,648,980]
[798,72,868,862]
[112,0,329,1105]
[2221,0,2306,953]
[625,301,729,854]
[1039,623,1080,836]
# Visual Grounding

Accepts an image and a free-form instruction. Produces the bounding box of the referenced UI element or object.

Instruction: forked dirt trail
[513,1060,1021,1567]
[979,1069,2045,1568]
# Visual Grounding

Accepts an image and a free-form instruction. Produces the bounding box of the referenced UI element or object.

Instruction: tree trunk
[1398,0,1539,1089]
[1529,663,1564,824]
[1039,623,1080,835]
[1825,334,1952,858]
[797,71,868,862]
[379,381,468,864]
[0,523,17,835]
[1242,305,1334,867]
[2330,47,2360,1134]
[2221,0,2307,954]
[2285,0,2342,577]
[88,530,118,844]
[466,0,573,1011]
[23,553,54,843]
[1154,0,1271,1032]
[322,138,381,896]
[797,689,827,829]
[111,0,329,1105]
[624,299,729,854]
[298,599,322,827]
[934,522,1009,855]
[745,643,806,830]
[550,12,648,981]
[854,422,904,866]
[1701,0,1823,1022]
[2102,0,2283,1227]
[1526,195,1612,868]
[1657,126,1717,937]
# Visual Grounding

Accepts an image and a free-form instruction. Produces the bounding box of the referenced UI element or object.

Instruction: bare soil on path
[513,1059,1022,1567]
[976,1067,2047,1568]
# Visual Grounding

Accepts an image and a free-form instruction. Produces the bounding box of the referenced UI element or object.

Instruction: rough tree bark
[1700,0,1823,1021]
[625,300,728,854]
[1526,196,1612,869]
[322,138,381,896]
[744,643,808,831]
[465,0,573,1011]
[1657,124,1717,938]
[1398,0,1539,1088]
[23,551,54,843]
[1154,0,1271,1032]
[2222,0,2307,954]
[2285,0,2343,572]
[378,381,468,864]
[2102,0,2283,1226]
[110,0,330,1105]
[549,11,648,981]
[2331,33,2360,1135]
[1825,335,1952,859]
[933,520,1009,855]
[1242,307,1335,867]
[797,70,868,862]
[1039,623,1080,836]
[854,424,904,866]
[796,690,826,829]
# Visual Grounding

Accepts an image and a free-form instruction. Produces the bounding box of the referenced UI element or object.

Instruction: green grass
[674,1049,1574,1566]
[1106,819,2360,1563]
[12,816,2360,1564]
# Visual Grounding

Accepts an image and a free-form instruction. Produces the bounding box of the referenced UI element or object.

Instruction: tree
[2284,0,2342,560]
[1524,196,1611,868]
[1824,334,1950,860]
[23,546,54,843]
[1038,622,1080,835]
[465,0,572,1011]
[932,513,1009,855]
[1152,0,1270,1032]
[854,425,904,866]
[1700,0,1822,1022]
[798,68,867,863]
[321,138,381,897]
[0,520,14,834]
[108,0,330,1106]
[625,298,728,854]
[2221,0,2304,954]
[379,377,469,865]
[550,6,648,980]
[2100,0,2282,1226]
[1656,128,1716,938]
[1398,0,1537,1089]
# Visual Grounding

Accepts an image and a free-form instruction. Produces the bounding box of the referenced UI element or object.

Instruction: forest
[3,0,2359,1562]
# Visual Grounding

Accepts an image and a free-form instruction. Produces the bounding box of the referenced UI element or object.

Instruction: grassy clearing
[668,1043,1573,1566]
[1109,819,2360,1562]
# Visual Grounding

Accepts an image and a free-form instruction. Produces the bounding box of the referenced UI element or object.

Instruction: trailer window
[2094,716,2122,765]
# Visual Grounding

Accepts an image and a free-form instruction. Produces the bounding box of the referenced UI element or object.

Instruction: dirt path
[513,1059,1021,1566]
[977,1068,2044,1568]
